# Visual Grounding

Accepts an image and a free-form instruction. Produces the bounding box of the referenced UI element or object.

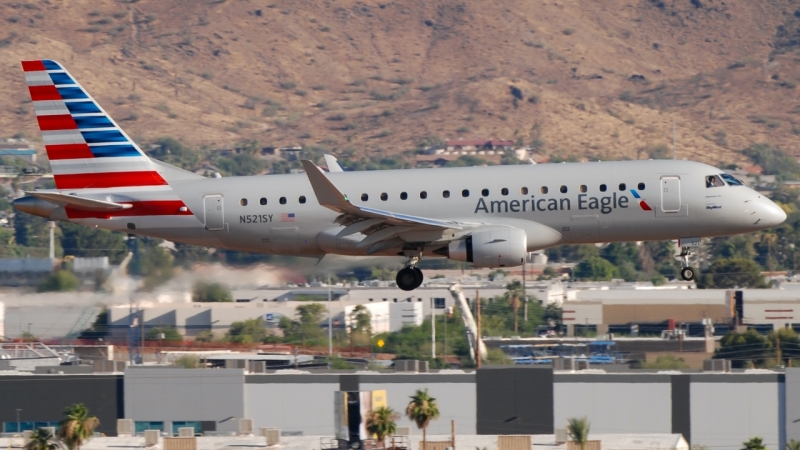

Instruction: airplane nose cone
[761,200,787,227]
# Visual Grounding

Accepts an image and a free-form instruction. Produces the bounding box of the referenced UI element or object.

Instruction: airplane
[12,60,787,291]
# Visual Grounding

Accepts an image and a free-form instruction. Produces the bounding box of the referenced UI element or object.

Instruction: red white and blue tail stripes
[22,60,193,221]
[22,59,167,190]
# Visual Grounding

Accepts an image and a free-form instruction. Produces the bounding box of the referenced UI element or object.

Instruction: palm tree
[742,437,766,450]
[787,440,800,450]
[25,428,60,450]
[566,417,590,450]
[506,281,523,333]
[58,404,99,450]
[366,406,399,447]
[406,389,440,448]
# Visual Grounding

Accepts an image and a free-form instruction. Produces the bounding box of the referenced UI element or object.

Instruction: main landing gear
[396,256,424,291]
[677,246,696,281]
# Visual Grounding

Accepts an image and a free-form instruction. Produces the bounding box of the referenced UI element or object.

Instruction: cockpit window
[720,173,744,186]
[706,175,724,188]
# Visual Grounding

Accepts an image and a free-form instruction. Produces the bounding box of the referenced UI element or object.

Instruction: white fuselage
[67,159,785,259]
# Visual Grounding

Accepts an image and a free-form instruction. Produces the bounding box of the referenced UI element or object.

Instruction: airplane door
[660,177,681,213]
[204,195,225,231]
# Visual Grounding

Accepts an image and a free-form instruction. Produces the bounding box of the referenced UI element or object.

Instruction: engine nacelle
[443,227,527,268]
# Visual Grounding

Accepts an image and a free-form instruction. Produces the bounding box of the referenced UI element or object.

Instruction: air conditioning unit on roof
[239,419,254,435]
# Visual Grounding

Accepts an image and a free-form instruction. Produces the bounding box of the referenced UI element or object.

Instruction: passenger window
[279,197,286,204]
[520,187,528,195]
[579,185,587,193]
[638,182,645,190]
[443,190,450,198]
[481,189,489,197]
[260,198,267,205]
[560,185,567,193]
[240,198,248,206]
[501,188,509,196]
[400,192,408,200]
[299,196,306,204]
[618,183,626,191]
[361,193,369,201]
[420,191,427,199]
[380,193,388,201]
[706,175,724,188]
[541,186,548,194]
[462,189,470,197]
[719,173,744,186]
[599,184,607,192]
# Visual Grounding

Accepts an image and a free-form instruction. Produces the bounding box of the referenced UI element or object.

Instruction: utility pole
[777,332,782,367]
[476,291,481,369]
[431,298,436,360]
[443,310,447,365]
[294,346,299,370]
[451,420,456,450]
[328,275,332,357]
[672,117,677,160]
[523,260,527,322]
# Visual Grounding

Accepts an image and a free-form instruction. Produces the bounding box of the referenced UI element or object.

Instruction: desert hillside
[0,0,799,165]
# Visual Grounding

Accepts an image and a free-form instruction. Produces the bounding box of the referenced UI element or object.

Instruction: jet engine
[437,227,527,268]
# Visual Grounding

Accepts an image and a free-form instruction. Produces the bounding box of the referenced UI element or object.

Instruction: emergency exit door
[660,177,681,213]
[203,195,224,230]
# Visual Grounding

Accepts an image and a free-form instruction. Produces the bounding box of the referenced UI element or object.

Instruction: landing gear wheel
[396,267,423,291]
[680,267,695,281]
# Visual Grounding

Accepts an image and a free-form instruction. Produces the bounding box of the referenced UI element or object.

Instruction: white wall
[691,381,783,449]
[245,383,339,435]
[360,381,476,435]
[554,382,672,433]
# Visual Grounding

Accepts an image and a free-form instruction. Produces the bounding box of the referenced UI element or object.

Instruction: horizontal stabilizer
[27,191,133,211]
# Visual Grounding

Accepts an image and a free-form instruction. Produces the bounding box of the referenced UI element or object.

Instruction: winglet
[301,160,352,213]
[324,154,344,172]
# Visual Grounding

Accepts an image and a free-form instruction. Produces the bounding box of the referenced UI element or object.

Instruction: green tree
[574,256,617,281]
[406,389,440,447]
[567,417,591,450]
[145,326,182,341]
[505,280,524,333]
[695,258,766,289]
[640,354,689,370]
[77,308,109,340]
[193,281,233,302]
[129,239,174,290]
[173,355,200,368]
[226,318,267,343]
[24,428,60,450]
[715,329,772,368]
[60,223,126,263]
[366,406,399,445]
[14,213,52,254]
[38,270,80,292]
[786,439,800,450]
[58,404,99,450]
[741,437,767,450]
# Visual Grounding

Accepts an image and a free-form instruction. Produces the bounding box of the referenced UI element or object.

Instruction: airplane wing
[301,160,465,253]
[27,191,133,211]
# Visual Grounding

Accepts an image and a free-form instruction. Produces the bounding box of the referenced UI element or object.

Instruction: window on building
[462,189,470,197]
[135,422,165,434]
[259,197,267,205]
[279,197,286,204]
[240,198,248,206]
[361,193,369,201]
[172,422,202,436]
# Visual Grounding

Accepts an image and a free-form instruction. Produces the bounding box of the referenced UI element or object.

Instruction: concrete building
[1,365,797,449]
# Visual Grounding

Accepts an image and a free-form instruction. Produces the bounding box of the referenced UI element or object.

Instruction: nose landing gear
[396,256,424,291]
[677,246,696,281]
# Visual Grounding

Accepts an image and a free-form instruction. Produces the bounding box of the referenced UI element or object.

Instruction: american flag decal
[281,213,296,222]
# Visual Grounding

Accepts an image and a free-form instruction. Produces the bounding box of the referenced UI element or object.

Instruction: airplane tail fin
[22,59,173,190]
